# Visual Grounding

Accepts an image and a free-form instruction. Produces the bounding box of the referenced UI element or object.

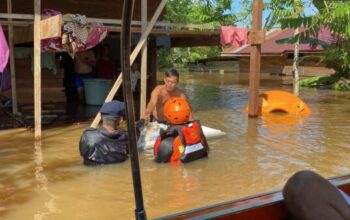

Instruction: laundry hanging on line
[0,24,9,72]
[41,9,109,58]
[220,26,248,47]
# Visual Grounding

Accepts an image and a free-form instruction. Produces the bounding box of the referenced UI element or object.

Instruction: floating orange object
[246,90,311,116]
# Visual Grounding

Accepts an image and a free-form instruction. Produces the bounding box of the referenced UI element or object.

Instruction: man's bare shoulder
[152,85,165,94]
[176,87,186,96]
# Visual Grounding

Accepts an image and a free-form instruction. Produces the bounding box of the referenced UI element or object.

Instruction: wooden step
[15,87,66,104]
[16,78,63,88]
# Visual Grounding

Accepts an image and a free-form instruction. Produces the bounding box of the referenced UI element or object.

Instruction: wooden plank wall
[240,56,334,76]
[3,57,65,104]
[239,55,335,84]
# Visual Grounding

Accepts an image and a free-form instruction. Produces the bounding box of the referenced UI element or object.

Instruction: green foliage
[158,0,242,67]
[267,0,350,39]
[300,75,350,91]
[157,47,222,67]
[323,41,350,77]
[265,0,306,30]
[266,0,350,91]
[332,79,350,91]
[300,76,338,87]
[166,0,238,25]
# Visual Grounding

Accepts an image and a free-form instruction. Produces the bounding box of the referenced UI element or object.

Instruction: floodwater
[1,71,350,219]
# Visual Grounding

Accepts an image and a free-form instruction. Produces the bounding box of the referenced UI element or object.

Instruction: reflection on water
[1,71,350,219]
[33,141,61,220]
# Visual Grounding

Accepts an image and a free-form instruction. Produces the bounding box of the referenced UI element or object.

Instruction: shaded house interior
[0,0,220,126]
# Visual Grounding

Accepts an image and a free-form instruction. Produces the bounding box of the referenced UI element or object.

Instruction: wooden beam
[248,30,265,45]
[33,0,41,139]
[171,35,220,47]
[7,0,18,115]
[140,0,148,120]
[0,19,219,36]
[148,36,157,100]
[248,0,263,117]
[90,0,168,128]
[0,13,33,20]
[0,20,32,26]
[108,27,219,35]
[0,13,219,30]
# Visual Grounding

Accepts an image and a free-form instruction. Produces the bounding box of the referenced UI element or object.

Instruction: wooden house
[221,28,335,83]
[0,0,220,105]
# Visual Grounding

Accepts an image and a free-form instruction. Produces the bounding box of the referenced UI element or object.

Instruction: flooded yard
[1,71,350,219]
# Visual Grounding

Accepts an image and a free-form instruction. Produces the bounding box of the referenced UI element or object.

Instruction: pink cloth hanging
[0,24,10,72]
[220,26,248,47]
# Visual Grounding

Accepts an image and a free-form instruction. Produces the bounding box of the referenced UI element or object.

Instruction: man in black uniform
[79,101,128,165]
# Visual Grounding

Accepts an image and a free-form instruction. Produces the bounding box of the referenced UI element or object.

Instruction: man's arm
[143,87,159,122]
[179,92,187,100]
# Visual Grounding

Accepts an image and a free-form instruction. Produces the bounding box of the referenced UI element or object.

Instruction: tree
[157,0,240,67]
[166,0,238,25]
[265,0,308,96]
[266,0,350,91]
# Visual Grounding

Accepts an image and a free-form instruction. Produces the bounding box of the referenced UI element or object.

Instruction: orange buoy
[246,90,311,116]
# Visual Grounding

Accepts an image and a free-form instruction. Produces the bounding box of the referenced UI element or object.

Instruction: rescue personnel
[153,97,209,163]
[79,101,128,165]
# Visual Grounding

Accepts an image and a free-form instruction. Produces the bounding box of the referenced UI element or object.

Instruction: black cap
[100,101,125,118]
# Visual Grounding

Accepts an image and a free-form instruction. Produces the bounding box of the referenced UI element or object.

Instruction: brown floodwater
[1,71,350,219]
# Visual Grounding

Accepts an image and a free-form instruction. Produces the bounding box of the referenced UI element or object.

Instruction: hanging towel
[0,25,10,72]
[220,26,248,47]
[14,47,32,59]
[41,53,57,74]
[30,52,57,74]
[14,47,57,75]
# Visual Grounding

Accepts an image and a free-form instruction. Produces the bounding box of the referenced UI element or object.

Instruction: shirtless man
[74,50,96,101]
[143,69,189,122]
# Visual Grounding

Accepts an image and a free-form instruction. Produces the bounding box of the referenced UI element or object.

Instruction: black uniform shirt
[79,127,128,165]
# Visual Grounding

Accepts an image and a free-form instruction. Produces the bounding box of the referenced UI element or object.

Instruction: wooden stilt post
[33,0,41,139]
[6,0,18,115]
[140,0,148,119]
[90,0,167,128]
[248,0,263,117]
[148,35,157,98]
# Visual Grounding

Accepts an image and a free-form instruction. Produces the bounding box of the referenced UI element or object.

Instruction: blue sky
[230,0,317,27]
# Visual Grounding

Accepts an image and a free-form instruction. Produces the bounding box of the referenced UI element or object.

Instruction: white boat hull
[137,122,226,150]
